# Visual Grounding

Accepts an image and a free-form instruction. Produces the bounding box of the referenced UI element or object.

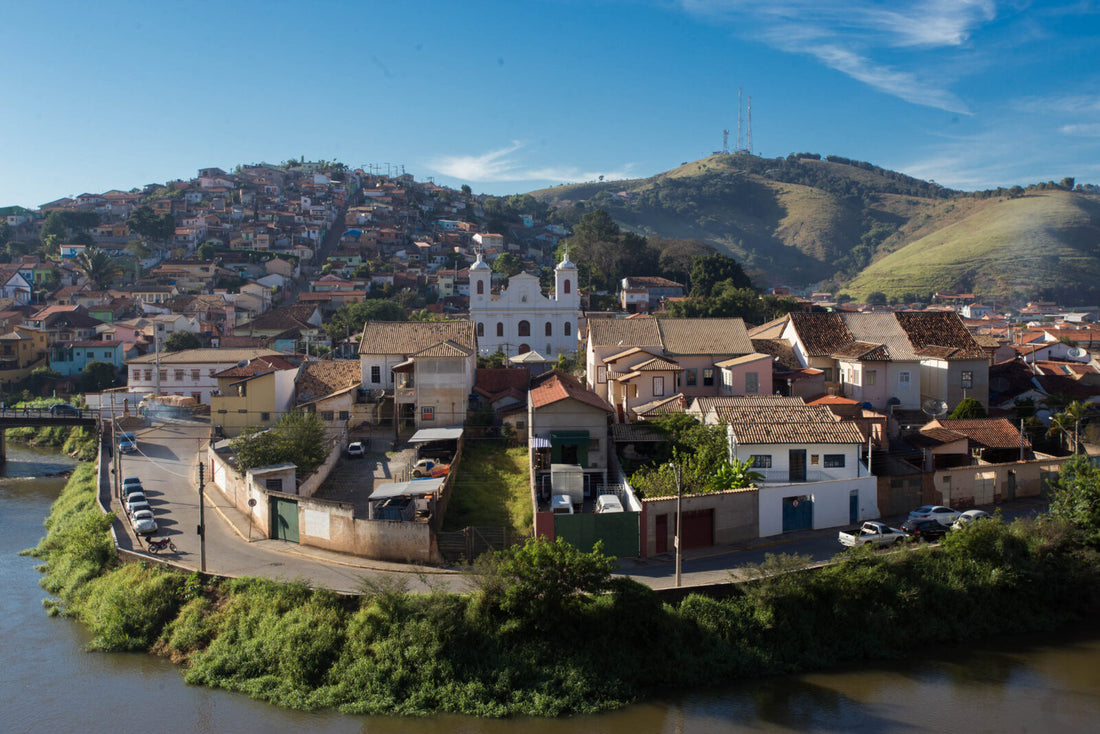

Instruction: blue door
[850,491,859,524]
[782,495,813,532]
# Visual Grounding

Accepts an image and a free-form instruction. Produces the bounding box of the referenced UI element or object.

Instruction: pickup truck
[838,521,908,548]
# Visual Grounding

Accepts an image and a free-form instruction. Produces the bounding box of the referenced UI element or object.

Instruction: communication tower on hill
[735,88,754,155]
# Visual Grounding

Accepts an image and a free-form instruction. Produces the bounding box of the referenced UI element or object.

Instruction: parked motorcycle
[146,537,177,554]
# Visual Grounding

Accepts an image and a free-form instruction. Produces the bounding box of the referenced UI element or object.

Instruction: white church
[468,250,580,358]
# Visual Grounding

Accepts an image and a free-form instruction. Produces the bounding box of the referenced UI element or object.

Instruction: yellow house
[0,325,49,383]
[209,355,302,437]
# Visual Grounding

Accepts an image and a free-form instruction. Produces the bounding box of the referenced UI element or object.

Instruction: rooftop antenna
[722,129,729,155]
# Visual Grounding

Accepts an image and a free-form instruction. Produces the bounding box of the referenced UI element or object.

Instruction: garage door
[681,509,713,549]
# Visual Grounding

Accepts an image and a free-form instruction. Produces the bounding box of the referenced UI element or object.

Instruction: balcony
[754,462,871,485]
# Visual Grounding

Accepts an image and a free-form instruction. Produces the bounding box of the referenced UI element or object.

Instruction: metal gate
[554,512,639,558]
[782,495,813,532]
[271,497,299,542]
[436,526,519,564]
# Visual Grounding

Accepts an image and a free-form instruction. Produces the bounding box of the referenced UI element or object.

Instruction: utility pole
[197,462,207,573]
[669,459,683,587]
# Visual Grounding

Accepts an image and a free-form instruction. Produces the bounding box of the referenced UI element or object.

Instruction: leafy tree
[127,206,175,243]
[491,252,523,278]
[472,536,615,632]
[477,350,507,369]
[230,410,327,479]
[460,184,472,196]
[1048,453,1100,546]
[124,239,150,260]
[949,397,987,419]
[0,220,10,247]
[197,242,216,261]
[81,361,118,392]
[688,253,753,297]
[163,331,202,352]
[556,209,659,291]
[865,291,888,306]
[74,245,123,290]
[324,299,407,341]
[40,211,69,242]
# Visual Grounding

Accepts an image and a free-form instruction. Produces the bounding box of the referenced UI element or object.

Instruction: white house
[468,250,579,358]
[125,347,288,404]
[724,401,878,537]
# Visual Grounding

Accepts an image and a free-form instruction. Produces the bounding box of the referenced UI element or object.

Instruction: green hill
[529,154,1100,303]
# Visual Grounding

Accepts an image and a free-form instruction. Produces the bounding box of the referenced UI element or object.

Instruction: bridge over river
[0,410,98,463]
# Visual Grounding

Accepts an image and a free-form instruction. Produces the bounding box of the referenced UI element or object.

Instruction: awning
[410,427,464,443]
[369,478,444,500]
[531,435,551,448]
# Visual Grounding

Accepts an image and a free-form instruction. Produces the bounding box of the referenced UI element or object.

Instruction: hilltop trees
[127,206,175,244]
[688,253,754,296]
[324,299,407,342]
[556,209,659,291]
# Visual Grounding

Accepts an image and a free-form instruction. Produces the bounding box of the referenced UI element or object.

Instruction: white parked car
[550,494,574,514]
[595,495,624,513]
[131,509,158,535]
[908,505,961,527]
[952,509,992,529]
[346,441,366,458]
[125,493,150,517]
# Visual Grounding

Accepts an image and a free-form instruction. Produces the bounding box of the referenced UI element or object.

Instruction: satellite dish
[922,398,948,418]
[1068,347,1089,360]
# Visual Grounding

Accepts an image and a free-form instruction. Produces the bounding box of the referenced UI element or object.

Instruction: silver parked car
[131,509,158,535]
[908,505,961,527]
[952,509,992,529]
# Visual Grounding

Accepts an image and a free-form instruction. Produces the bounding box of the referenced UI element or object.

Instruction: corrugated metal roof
[369,478,444,499]
[409,427,464,442]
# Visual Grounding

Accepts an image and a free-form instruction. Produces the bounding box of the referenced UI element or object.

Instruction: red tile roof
[530,370,613,413]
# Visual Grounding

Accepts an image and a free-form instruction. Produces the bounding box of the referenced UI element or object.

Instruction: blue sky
[3,0,1100,208]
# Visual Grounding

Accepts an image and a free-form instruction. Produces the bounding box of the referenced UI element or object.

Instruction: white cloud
[1060,123,1100,137]
[677,0,995,112]
[431,144,633,184]
[801,43,970,113]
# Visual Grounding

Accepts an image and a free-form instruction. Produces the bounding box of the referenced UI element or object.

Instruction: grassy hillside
[531,154,1100,302]
[844,191,1100,302]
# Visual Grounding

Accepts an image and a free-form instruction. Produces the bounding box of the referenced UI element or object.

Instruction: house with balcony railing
[724,402,878,536]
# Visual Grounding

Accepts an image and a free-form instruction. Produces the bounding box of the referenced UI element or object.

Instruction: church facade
[468,251,580,358]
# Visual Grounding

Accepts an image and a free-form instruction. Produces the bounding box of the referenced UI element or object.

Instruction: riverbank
[25,464,1100,718]
[6,422,96,462]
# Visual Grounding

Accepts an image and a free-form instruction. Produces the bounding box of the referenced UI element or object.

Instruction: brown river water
[3,446,1098,734]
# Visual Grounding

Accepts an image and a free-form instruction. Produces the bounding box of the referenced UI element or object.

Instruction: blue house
[50,339,127,377]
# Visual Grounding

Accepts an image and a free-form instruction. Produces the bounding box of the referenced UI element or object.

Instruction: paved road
[112,417,467,594]
[110,416,1050,595]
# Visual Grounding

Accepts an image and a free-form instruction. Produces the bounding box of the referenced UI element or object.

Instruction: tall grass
[28,462,1100,718]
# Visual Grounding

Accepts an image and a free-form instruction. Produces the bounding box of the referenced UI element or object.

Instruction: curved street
[107,415,1049,594]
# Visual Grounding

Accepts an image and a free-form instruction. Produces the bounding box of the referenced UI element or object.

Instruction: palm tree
[1049,400,1090,454]
[74,245,123,290]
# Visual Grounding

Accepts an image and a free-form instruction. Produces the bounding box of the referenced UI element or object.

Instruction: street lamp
[668,459,683,587]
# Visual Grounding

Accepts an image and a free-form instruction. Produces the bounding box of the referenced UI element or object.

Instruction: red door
[682,509,714,549]
[655,514,668,554]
